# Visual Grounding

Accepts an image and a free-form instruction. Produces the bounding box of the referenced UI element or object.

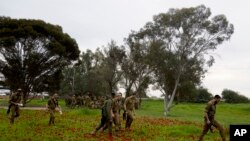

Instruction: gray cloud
[1,0,250,97]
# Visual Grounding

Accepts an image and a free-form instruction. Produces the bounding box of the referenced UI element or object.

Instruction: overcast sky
[1,0,250,98]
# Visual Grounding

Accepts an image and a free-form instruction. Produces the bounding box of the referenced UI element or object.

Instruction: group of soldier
[6,89,138,140]
[6,89,62,126]
[64,94,106,109]
[91,92,137,139]
[6,88,226,141]
[64,92,141,110]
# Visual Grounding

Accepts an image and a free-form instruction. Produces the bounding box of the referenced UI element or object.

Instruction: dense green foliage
[0,17,80,104]
[59,5,235,103]
[127,5,234,115]
[222,89,249,103]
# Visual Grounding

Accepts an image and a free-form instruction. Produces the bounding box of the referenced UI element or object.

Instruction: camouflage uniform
[92,98,113,135]
[112,95,122,131]
[71,95,77,108]
[47,94,59,125]
[198,99,225,141]
[124,95,136,130]
[8,90,22,124]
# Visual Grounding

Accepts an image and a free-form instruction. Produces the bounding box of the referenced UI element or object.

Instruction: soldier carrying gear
[8,88,22,124]
[47,93,61,126]
[91,92,116,139]
[112,92,123,131]
[198,95,225,141]
[124,94,136,130]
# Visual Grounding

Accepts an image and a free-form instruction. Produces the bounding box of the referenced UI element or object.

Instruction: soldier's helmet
[53,93,58,98]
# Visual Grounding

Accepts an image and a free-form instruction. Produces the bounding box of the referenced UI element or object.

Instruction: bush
[222,89,249,103]
[195,87,213,103]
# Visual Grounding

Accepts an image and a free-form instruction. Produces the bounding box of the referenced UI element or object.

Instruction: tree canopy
[126,5,234,116]
[0,17,80,104]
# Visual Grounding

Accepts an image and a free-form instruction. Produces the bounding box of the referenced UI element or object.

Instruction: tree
[100,40,126,94]
[195,87,213,103]
[121,38,153,98]
[127,5,234,116]
[222,89,249,103]
[0,17,80,105]
[60,49,109,97]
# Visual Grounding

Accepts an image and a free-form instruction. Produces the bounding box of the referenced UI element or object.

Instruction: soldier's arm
[124,98,129,112]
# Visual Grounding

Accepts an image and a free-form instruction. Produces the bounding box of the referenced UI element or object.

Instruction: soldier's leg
[128,116,133,128]
[49,109,55,125]
[127,111,134,129]
[107,120,112,133]
[97,116,107,130]
[10,106,16,124]
[51,110,55,124]
[213,120,226,141]
[198,120,210,141]
[116,113,121,130]
[125,115,130,129]
[7,105,11,115]
[113,112,120,131]
[91,116,107,135]
[15,107,20,117]
[106,120,113,140]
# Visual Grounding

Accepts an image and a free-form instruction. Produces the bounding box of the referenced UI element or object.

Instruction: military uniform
[124,95,136,130]
[47,95,59,125]
[112,96,122,131]
[8,92,22,124]
[92,98,113,135]
[198,99,225,141]
[71,95,76,108]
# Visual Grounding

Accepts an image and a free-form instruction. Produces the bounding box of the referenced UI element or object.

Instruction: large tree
[100,40,126,94]
[121,37,153,98]
[127,5,234,116]
[0,17,80,105]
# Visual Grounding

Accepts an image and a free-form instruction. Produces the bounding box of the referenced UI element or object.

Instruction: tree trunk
[22,92,28,107]
[165,73,181,116]
[163,94,168,116]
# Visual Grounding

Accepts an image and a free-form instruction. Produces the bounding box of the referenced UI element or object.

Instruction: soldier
[112,92,122,131]
[198,95,225,141]
[124,94,136,130]
[47,93,62,126]
[71,95,77,108]
[91,92,116,139]
[8,88,23,124]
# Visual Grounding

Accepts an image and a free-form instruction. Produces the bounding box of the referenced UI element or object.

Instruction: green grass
[0,99,250,140]
[0,98,66,107]
[138,99,250,125]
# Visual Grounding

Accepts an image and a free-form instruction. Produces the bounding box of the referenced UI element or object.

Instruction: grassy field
[0,99,250,140]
